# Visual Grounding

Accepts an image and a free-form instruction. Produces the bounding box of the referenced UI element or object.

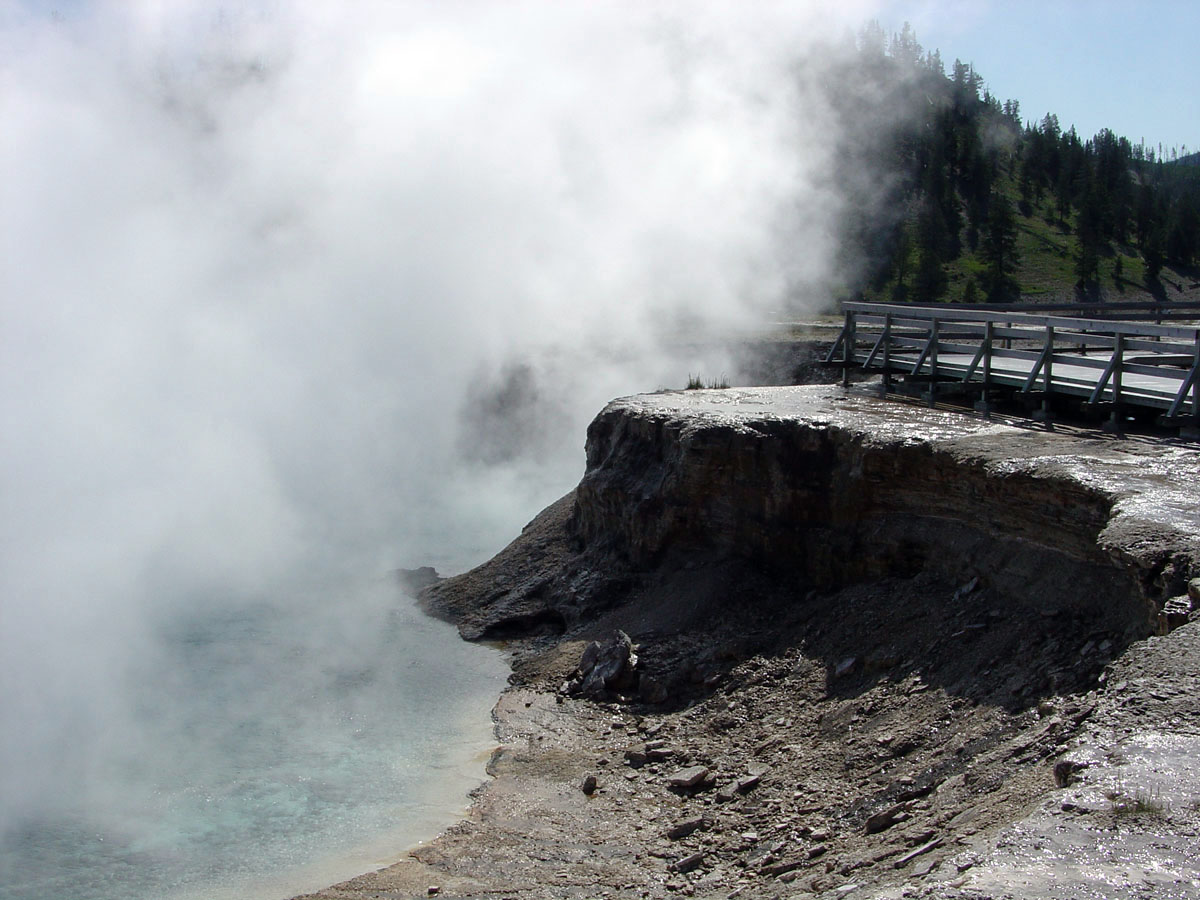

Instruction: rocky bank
[296,384,1200,900]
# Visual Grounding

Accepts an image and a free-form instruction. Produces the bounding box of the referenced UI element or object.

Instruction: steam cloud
[0,1,879,839]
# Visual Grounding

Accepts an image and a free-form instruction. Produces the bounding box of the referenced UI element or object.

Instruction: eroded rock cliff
[428,385,1200,645]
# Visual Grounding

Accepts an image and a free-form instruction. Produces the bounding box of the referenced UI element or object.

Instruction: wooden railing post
[1035,324,1054,423]
[880,313,892,397]
[841,309,856,388]
[978,320,993,415]
[1110,332,1124,430]
[1193,332,1199,429]
[927,318,939,407]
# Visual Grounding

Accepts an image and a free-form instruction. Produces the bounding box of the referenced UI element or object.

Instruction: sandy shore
[292,602,1200,900]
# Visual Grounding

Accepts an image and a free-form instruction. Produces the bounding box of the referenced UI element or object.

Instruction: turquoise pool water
[0,578,507,900]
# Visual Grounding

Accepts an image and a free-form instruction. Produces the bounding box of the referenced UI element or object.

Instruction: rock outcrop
[426,384,1200,644]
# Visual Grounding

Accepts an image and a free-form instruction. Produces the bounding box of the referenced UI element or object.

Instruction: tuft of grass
[1107,786,1168,819]
[685,374,729,390]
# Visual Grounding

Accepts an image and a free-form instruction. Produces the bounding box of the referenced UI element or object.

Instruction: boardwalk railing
[825,302,1200,433]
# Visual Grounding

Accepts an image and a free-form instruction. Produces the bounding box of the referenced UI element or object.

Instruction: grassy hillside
[860,172,1199,306]
[833,24,1200,309]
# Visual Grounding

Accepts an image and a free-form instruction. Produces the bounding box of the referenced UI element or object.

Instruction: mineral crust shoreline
[295,385,1200,900]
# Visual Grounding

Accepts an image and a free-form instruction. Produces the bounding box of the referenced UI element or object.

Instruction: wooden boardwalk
[825,302,1200,435]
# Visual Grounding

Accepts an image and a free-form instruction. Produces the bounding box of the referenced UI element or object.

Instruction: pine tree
[1144,228,1165,282]
[979,193,1021,302]
[913,203,949,302]
[1075,179,1104,284]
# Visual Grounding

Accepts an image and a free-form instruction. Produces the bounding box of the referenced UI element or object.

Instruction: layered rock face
[430,385,1200,643]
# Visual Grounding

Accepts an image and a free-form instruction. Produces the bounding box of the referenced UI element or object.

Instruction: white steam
[0,0,878,842]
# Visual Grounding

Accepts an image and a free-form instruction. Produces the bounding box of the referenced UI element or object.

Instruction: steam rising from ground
[0,0,877,848]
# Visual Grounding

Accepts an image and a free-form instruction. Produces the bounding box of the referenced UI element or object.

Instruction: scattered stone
[671,852,705,874]
[903,828,936,846]
[640,676,669,705]
[426,887,440,897]
[1188,577,1200,606]
[864,803,909,835]
[668,766,712,790]
[761,859,805,877]
[953,576,979,599]
[666,817,706,840]
[736,774,762,794]
[582,774,598,795]
[893,837,942,868]
[912,856,939,878]
[895,781,934,802]
[624,746,649,768]
[1053,759,1089,788]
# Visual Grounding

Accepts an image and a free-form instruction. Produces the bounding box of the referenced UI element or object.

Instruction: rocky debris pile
[405,569,1118,899]
[564,630,639,700]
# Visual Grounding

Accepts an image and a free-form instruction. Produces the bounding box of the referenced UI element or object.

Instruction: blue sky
[882,0,1198,153]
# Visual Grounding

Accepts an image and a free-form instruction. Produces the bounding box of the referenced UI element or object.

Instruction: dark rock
[1159,594,1193,633]
[571,630,638,699]
[735,774,762,794]
[1053,759,1089,788]
[893,837,942,868]
[912,856,939,878]
[760,859,804,877]
[670,852,705,873]
[666,817,706,840]
[668,766,712,790]
[578,640,602,674]
[624,746,649,768]
[864,803,908,835]
[639,676,669,704]
[581,774,598,795]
